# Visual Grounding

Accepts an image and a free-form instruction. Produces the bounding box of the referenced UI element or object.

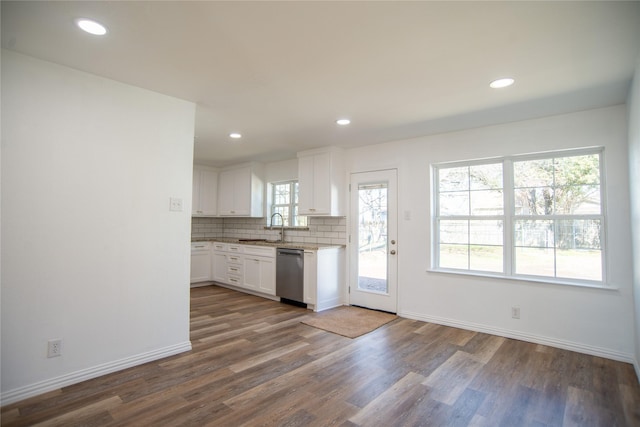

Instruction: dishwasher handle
[277,249,303,256]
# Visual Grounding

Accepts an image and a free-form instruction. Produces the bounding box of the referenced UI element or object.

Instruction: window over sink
[270,181,307,227]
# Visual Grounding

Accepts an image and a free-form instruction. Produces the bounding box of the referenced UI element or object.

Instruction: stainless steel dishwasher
[276,248,305,306]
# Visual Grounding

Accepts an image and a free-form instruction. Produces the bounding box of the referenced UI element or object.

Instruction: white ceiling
[3,1,640,167]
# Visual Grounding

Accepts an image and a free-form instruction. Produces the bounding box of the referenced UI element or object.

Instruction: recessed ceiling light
[75,19,108,36]
[489,78,515,89]
[229,133,242,139]
[336,119,351,126]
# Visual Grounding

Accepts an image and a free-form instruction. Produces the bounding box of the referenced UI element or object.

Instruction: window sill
[264,226,310,231]
[426,268,618,291]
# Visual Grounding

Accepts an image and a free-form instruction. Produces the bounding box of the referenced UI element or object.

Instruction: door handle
[390,250,396,255]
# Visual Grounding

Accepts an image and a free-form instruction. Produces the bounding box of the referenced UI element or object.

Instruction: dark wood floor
[2,285,640,426]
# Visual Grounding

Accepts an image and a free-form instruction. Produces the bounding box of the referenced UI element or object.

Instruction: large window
[433,149,605,285]
[270,181,307,227]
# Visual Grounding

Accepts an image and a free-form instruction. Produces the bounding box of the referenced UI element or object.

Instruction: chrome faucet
[270,212,285,243]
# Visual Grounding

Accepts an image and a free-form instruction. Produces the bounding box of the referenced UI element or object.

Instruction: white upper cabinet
[297,147,345,216]
[217,163,264,217]
[192,166,218,216]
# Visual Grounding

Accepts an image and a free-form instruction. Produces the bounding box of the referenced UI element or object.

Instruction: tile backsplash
[191,216,347,246]
[191,217,224,239]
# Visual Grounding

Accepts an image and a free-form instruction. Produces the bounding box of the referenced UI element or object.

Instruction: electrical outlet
[511,307,521,319]
[47,339,62,358]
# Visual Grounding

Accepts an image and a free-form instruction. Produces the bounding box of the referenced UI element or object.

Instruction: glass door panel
[357,183,388,293]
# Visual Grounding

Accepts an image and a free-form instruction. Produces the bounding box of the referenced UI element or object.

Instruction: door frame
[347,168,398,313]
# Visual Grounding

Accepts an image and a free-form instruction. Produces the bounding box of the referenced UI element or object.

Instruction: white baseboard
[1,341,192,406]
[399,310,635,364]
[190,280,215,288]
[315,298,343,312]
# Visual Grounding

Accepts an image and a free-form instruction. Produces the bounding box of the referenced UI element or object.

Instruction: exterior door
[349,169,398,313]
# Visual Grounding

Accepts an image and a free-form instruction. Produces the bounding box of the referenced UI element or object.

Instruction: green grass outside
[440,244,601,281]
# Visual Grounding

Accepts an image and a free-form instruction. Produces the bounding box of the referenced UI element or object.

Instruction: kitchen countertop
[191,238,344,251]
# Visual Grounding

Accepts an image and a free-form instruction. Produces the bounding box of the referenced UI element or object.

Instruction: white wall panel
[265,158,298,183]
[1,50,195,403]
[627,58,640,377]
[346,105,635,361]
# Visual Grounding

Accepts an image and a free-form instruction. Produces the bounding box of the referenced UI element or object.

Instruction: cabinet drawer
[227,264,243,275]
[212,243,227,252]
[227,254,243,264]
[243,246,275,257]
[227,245,243,253]
[227,275,242,287]
[191,242,211,251]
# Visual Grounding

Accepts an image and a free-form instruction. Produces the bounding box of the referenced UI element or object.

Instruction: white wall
[346,105,635,361]
[265,158,298,183]
[628,57,640,378]
[0,51,195,404]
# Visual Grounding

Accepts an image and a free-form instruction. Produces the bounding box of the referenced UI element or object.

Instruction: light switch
[170,197,183,212]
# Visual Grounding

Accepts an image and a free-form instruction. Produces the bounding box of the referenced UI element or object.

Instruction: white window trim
[268,180,307,228]
[431,147,608,288]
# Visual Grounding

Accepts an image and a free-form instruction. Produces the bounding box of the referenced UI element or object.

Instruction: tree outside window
[513,153,602,281]
[434,149,604,284]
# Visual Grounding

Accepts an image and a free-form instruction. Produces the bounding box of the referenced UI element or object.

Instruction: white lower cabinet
[258,258,276,295]
[208,241,342,306]
[243,246,276,295]
[190,242,212,284]
[211,242,276,296]
[226,253,243,288]
[303,251,317,305]
[303,247,345,312]
[243,257,260,291]
[243,256,275,295]
[212,252,227,283]
[212,242,228,283]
